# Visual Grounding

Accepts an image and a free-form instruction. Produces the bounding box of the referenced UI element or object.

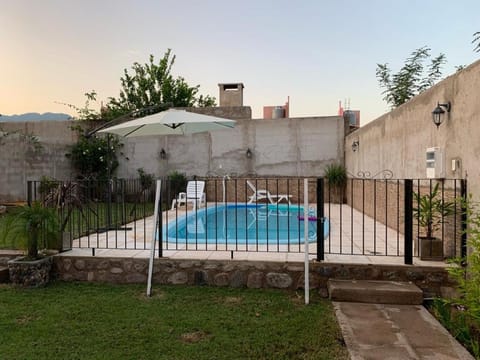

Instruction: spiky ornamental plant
[413,183,455,239]
[8,202,59,259]
[324,163,347,188]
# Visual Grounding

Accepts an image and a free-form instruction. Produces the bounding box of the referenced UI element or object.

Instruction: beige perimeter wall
[0,109,347,201]
[345,59,480,199]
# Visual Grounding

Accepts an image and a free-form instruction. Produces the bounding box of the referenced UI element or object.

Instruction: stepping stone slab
[328,279,423,305]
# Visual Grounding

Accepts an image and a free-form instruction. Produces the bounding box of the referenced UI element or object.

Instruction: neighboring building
[338,100,360,128]
[263,97,290,119]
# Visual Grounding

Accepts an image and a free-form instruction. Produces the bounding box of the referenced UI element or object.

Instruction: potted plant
[6,202,60,287]
[324,163,347,203]
[413,183,455,260]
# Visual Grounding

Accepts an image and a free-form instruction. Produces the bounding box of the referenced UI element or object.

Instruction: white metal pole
[304,178,309,305]
[147,180,162,297]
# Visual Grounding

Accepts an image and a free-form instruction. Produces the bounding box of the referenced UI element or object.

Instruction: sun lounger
[246,180,292,205]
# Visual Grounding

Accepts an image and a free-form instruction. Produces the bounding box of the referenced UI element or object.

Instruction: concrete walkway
[334,302,474,360]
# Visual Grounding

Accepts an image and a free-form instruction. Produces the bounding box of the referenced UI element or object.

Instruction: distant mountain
[0,112,72,122]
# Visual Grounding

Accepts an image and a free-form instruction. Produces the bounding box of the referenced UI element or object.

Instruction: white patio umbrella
[98,108,235,137]
[98,108,236,297]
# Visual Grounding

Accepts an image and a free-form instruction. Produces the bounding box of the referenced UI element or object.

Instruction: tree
[57,90,101,121]
[376,46,446,108]
[473,32,480,53]
[103,49,216,120]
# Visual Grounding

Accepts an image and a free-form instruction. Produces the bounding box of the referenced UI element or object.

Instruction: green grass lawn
[0,282,348,360]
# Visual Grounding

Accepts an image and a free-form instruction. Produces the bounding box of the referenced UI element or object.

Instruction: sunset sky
[1,0,478,125]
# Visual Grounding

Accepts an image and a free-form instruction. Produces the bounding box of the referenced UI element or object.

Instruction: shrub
[434,195,480,357]
[137,168,154,191]
[166,171,187,204]
[66,134,122,180]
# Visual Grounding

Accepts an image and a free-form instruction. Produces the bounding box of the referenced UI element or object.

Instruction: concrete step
[0,266,9,283]
[328,279,423,305]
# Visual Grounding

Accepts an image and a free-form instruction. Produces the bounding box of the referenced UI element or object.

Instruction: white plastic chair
[246,180,292,204]
[171,180,206,210]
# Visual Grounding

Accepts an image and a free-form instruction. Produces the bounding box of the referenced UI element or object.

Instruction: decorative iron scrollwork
[349,169,394,179]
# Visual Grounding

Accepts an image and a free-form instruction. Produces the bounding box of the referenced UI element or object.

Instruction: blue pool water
[162,204,329,244]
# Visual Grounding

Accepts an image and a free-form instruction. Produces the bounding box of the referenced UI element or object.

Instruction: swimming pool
[162,204,329,245]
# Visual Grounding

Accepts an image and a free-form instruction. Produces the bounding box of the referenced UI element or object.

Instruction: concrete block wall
[116,115,347,180]
[0,110,346,202]
[0,121,81,201]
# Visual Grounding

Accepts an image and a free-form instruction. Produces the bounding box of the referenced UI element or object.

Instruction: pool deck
[64,203,446,267]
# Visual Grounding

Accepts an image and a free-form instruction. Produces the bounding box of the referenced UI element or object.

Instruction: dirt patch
[180,330,210,344]
[223,296,243,305]
[290,291,305,305]
[137,290,165,301]
[16,315,37,325]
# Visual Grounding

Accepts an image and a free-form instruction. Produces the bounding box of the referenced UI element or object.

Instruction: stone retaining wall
[53,256,455,298]
[0,252,24,266]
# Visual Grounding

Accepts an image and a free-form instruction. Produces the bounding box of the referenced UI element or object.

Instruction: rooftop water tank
[272,106,285,119]
[343,110,356,126]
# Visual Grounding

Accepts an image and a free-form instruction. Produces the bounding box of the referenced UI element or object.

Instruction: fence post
[158,181,163,258]
[404,179,413,265]
[461,179,467,259]
[317,178,324,261]
[27,181,33,206]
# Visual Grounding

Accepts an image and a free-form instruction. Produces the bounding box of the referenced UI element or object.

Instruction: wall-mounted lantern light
[246,148,252,158]
[160,148,167,159]
[352,140,359,152]
[432,101,451,128]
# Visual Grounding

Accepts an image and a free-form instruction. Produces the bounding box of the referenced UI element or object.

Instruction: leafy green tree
[58,90,101,121]
[103,49,216,119]
[376,46,446,108]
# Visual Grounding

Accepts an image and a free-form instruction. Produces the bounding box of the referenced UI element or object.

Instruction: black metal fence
[27,178,156,250]
[27,176,467,264]
[327,177,466,263]
[161,177,321,257]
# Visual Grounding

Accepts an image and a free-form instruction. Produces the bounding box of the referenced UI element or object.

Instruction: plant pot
[8,256,53,287]
[327,187,345,204]
[419,236,444,261]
